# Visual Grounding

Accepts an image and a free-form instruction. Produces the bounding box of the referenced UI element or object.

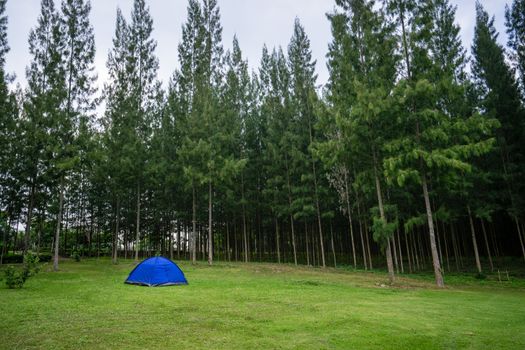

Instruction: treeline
[0,0,524,287]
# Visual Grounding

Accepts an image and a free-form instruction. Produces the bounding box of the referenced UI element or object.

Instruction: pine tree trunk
[226,221,231,262]
[169,221,174,260]
[366,224,373,269]
[305,222,310,266]
[53,176,65,271]
[24,182,36,254]
[421,175,444,287]
[405,231,412,273]
[330,220,337,268]
[441,221,450,272]
[208,181,213,265]
[359,218,367,270]
[275,217,280,264]
[344,175,357,268]
[467,206,482,274]
[134,183,141,261]
[285,158,297,266]
[397,229,404,273]
[450,224,459,271]
[480,219,493,272]
[374,171,394,283]
[113,197,120,264]
[357,200,367,270]
[515,217,525,263]
[435,219,444,271]
[192,183,197,264]
[242,204,248,263]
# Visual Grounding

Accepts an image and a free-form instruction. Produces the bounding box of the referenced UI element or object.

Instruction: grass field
[1,259,525,349]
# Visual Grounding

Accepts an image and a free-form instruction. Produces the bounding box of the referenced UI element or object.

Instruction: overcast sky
[5,0,512,93]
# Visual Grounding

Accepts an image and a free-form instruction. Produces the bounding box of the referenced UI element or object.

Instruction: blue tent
[125,257,188,286]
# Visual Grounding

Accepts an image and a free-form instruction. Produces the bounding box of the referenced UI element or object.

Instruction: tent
[125,256,188,286]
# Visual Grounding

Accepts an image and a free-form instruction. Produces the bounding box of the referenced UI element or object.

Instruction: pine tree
[128,0,160,261]
[506,0,525,97]
[473,1,525,261]
[287,18,327,267]
[103,8,131,264]
[325,0,398,281]
[385,0,497,286]
[23,0,68,270]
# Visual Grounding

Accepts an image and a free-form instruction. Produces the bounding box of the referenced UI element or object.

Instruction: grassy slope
[1,259,524,350]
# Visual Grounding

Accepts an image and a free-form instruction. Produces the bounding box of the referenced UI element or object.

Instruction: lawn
[1,259,525,349]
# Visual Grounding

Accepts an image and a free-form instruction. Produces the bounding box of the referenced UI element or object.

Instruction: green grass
[1,259,525,349]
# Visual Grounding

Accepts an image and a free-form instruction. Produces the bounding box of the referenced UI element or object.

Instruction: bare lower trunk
[316,206,325,268]
[242,205,248,263]
[344,175,356,268]
[275,217,280,263]
[480,219,493,272]
[113,197,120,264]
[226,222,231,262]
[467,206,482,274]
[397,229,404,273]
[357,200,367,270]
[405,231,412,273]
[422,175,444,287]
[442,221,450,272]
[192,184,197,264]
[515,217,525,263]
[374,171,394,283]
[208,181,213,265]
[53,177,65,271]
[24,183,36,254]
[134,184,141,261]
[392,236,399,274]
[305,222,310,266]
[330,221,336,268]
[365,224,373,269]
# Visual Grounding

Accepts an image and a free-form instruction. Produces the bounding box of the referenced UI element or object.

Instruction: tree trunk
[467,206,482,274]
[480,219,493,272]
[365,224,373,269]
[192,183,197,264]
[305,222,310,266]
[330,220,337,268]
[392,236,399,274]
[24,182,36,254]
[208,181,213,265]
[441,221,450,272]
[113,197,120,264]
[53,176,65,271]
[134,183,141,261]
[405,231,412,273]
[450,224,459,271]
[397,229,404,273]
[357,200,367,270]
[226,221,231,262]
[421,175,444,287]
[344,174,357,269]
[275,217,280,264]
[515,217,525,263]
[374,171,394,283]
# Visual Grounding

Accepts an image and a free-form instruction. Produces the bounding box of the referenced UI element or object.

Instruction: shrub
[2,254,23,264]
[71,250,81,262]
[5,266,25,288]
[475,272,487,280]
[37,253,52,262]
[4,253,40,289]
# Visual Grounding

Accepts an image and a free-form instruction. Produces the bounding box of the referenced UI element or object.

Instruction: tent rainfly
[125,257,188,286]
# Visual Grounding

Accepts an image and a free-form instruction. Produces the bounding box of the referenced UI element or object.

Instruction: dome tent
[125,256,188,286]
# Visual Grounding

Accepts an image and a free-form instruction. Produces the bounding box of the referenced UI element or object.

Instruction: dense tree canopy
[1,0,524,287]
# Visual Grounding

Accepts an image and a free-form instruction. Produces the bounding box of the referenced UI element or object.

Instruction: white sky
[5,0,511,93]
